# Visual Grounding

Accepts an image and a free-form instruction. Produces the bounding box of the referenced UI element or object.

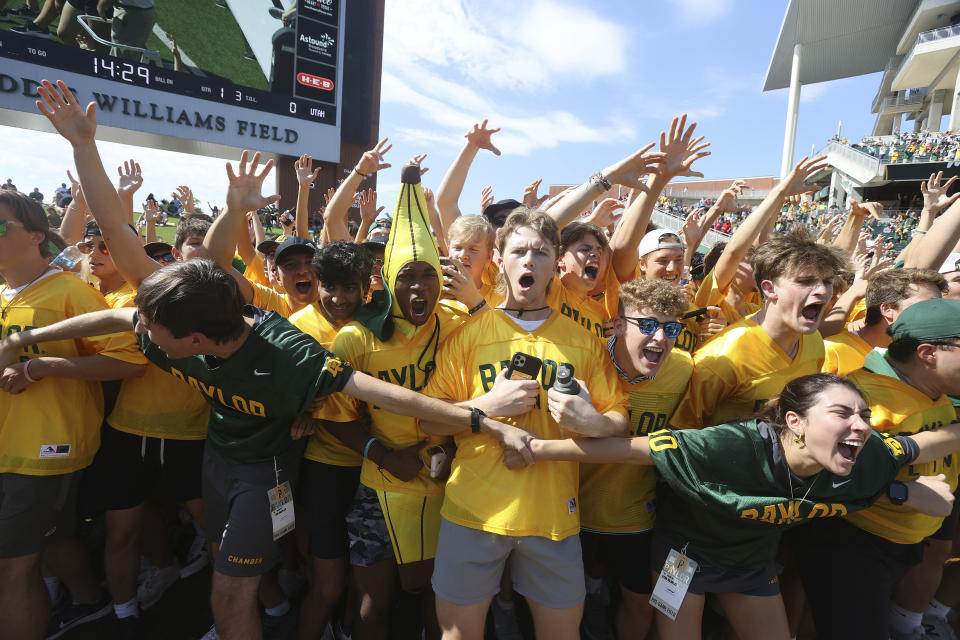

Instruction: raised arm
[834,200,881,258]
[905,175,960,269]
[58,170,88,246]
[293,153,321,239]
[711,156,826,292]
[173,185,195,215]
[35,79,160,287]
[435,120,501,230]
[237,212,259,264]
[324,138,392,243]
[353,188,383,243]
[609,115,708,281]
[116,158,143,227]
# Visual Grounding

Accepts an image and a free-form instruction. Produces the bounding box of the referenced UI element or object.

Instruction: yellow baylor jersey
[290,302,360,467]
[316,303,465,494]
[104,281,209,440]
[845,366,958,544]
[822,330,873,377]
[546,274,612,343]
[425,310,627,540]
[693,269,761,327]
[0,272,146,474]
[580,349,692,533]
[671,316,825,429]
[252,282,294,317]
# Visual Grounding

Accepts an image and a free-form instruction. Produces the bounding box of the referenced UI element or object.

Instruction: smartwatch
[471,407,486,433]
[887,481,908,506]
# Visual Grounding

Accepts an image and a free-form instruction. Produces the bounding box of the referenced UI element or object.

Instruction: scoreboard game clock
[0,0,345,161]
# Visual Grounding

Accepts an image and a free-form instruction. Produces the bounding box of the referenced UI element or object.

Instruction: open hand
[355,138,392,176]
[35,79,97,145]
[522,179,550,209]
[225,150,280,213]
[295,153,322,187]
[117,159,143,197]
[464,120,501,156]
[601,142,666,192]
[921,171,960,214]
[779,156,828,198]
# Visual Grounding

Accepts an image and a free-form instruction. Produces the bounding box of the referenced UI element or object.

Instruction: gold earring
[793,433,805,448]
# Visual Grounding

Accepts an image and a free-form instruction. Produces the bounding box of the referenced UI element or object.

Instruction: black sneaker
[0,8,15,22]
[45,593,112,640]
[9,6,39,19]
[10,21,53,38]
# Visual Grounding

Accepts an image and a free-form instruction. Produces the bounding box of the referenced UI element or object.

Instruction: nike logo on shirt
[832,479,852,488]
[254,369,271,376]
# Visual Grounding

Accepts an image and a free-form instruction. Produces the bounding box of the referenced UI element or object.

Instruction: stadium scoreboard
[0,0,346,161]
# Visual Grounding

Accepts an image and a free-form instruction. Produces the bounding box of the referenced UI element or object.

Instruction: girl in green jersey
[506,373,960,639]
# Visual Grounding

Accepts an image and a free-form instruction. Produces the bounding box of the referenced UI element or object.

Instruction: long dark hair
[755,373,864,435]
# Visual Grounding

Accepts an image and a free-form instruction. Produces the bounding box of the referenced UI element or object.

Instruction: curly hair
[618,278,689,318]
[313,241,374,290]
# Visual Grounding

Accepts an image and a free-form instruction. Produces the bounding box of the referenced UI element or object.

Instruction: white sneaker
[925,615,960,640]
[180,534,209,579]
[490,597,524,640]
[137,563,180,610]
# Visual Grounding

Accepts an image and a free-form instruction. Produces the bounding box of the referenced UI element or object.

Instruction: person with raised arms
[506,373,958,640]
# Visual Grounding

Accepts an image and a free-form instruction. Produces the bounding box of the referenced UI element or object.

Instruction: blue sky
[0,0,907,215]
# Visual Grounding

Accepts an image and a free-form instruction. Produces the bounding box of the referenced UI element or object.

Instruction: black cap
[143,241,173,255]
[482,199,522,227]
[83,220,102,237]
[274,236,317,263]
[361,234,388,254]
[256,234,285,257]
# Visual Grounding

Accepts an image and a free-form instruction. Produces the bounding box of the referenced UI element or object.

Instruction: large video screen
[0,0,344,160]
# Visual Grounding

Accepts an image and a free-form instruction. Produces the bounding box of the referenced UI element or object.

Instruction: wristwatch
[887,481,908,506]
[470,407,486,433]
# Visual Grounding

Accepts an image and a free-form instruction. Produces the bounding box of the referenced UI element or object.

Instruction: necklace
[0,267,55,320]
[498,305,550,318]
[786,469,821,522]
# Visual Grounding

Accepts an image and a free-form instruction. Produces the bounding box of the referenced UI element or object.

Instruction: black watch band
[471,407,486,433]
[888,481,908,506]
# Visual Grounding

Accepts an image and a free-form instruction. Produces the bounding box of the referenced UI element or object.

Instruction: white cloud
[800,82,830,103]
[666,0,733,24]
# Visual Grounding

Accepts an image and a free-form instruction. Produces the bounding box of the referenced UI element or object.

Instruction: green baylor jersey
[648,420,915,570]
[135,307,353,463]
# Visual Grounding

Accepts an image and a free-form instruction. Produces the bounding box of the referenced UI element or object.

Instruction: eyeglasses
[150,252,175,263]
[0,219,25,237]
[623,316,683,338]
[77,240,109,255]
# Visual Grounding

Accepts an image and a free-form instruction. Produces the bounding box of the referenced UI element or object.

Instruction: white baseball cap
[938,252,960,274]
[638,229,684,258]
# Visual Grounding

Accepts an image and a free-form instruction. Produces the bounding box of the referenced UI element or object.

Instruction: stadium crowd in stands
[2,80,960,640]
[839,130,960,164]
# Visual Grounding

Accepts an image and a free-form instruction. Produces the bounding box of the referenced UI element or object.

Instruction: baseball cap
[256,234,286,257]
[274,236,317,263]
[937,252,960,275]
[143,241,173,256]
[637,229,684,258]
[482,199,522,227]
[361,234,387,254]
[889,298,960,342]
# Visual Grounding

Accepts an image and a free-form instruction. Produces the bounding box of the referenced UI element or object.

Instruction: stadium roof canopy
[763,0,920,92]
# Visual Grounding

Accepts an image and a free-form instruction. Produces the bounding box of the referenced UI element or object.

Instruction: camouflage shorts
[346,484,393,567]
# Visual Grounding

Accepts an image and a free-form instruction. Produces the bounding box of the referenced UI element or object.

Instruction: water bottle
[678,265,692,287]
[51,244,82,271]
[553,364,580,395]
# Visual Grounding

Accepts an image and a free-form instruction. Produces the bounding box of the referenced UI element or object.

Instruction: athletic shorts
[793,518,924,640]
[81,426,203,513]
[345,484,441,566]
[432,518,586,609]
[930,484,960,541]
[651,529,781,597]
[581,530,653,595]
[110,4,156,61]
[203,444,303,578]
[301,460,360,559]
[0,471,81,558]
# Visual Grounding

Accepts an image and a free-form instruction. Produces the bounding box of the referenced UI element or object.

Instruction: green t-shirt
[649,419,915,570]
[135,306,353,463]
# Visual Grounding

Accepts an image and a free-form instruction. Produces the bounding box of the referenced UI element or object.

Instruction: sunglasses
[0,219,25,236]
[77,240,109,255]
[623,316,683,338]
[150,252,175,263]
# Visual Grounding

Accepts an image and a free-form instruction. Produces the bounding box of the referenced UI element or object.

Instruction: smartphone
[506,352,542,381]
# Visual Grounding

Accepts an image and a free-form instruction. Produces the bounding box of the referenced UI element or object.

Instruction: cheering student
[577,278,692,640]
[0,190,147,640]
[509,373,959,640]
[422,208,628,640]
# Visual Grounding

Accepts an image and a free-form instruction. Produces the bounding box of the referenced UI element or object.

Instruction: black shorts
[81,426,204,514]
[204,444,303,578]
[930,485,960,541]
[651,529,781,597]
[581,530,653,595]
[301,460,361,559]
[793,518,924,640]
[0,471,81,558]
[66,0,99,11]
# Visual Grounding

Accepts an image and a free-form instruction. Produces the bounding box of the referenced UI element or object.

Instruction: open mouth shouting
[641,345,663,366]
[836,437,863,470]
[518,272,536,293]
[583,261,600,282]
[800,302,824,325]
[294,279,314,296]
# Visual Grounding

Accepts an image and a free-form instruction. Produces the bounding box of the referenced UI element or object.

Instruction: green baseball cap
[889,298,960,342]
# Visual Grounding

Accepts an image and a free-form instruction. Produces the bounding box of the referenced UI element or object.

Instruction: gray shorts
[0,471,81,558]
[203,444,302,577]
[345,484,394,567]
[432,518,585,609]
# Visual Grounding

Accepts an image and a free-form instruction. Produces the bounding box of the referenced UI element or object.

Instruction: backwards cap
[889,298,960,343]
[354,165,442,341]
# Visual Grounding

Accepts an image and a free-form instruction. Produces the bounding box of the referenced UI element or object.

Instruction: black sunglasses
[623,316,683,338]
